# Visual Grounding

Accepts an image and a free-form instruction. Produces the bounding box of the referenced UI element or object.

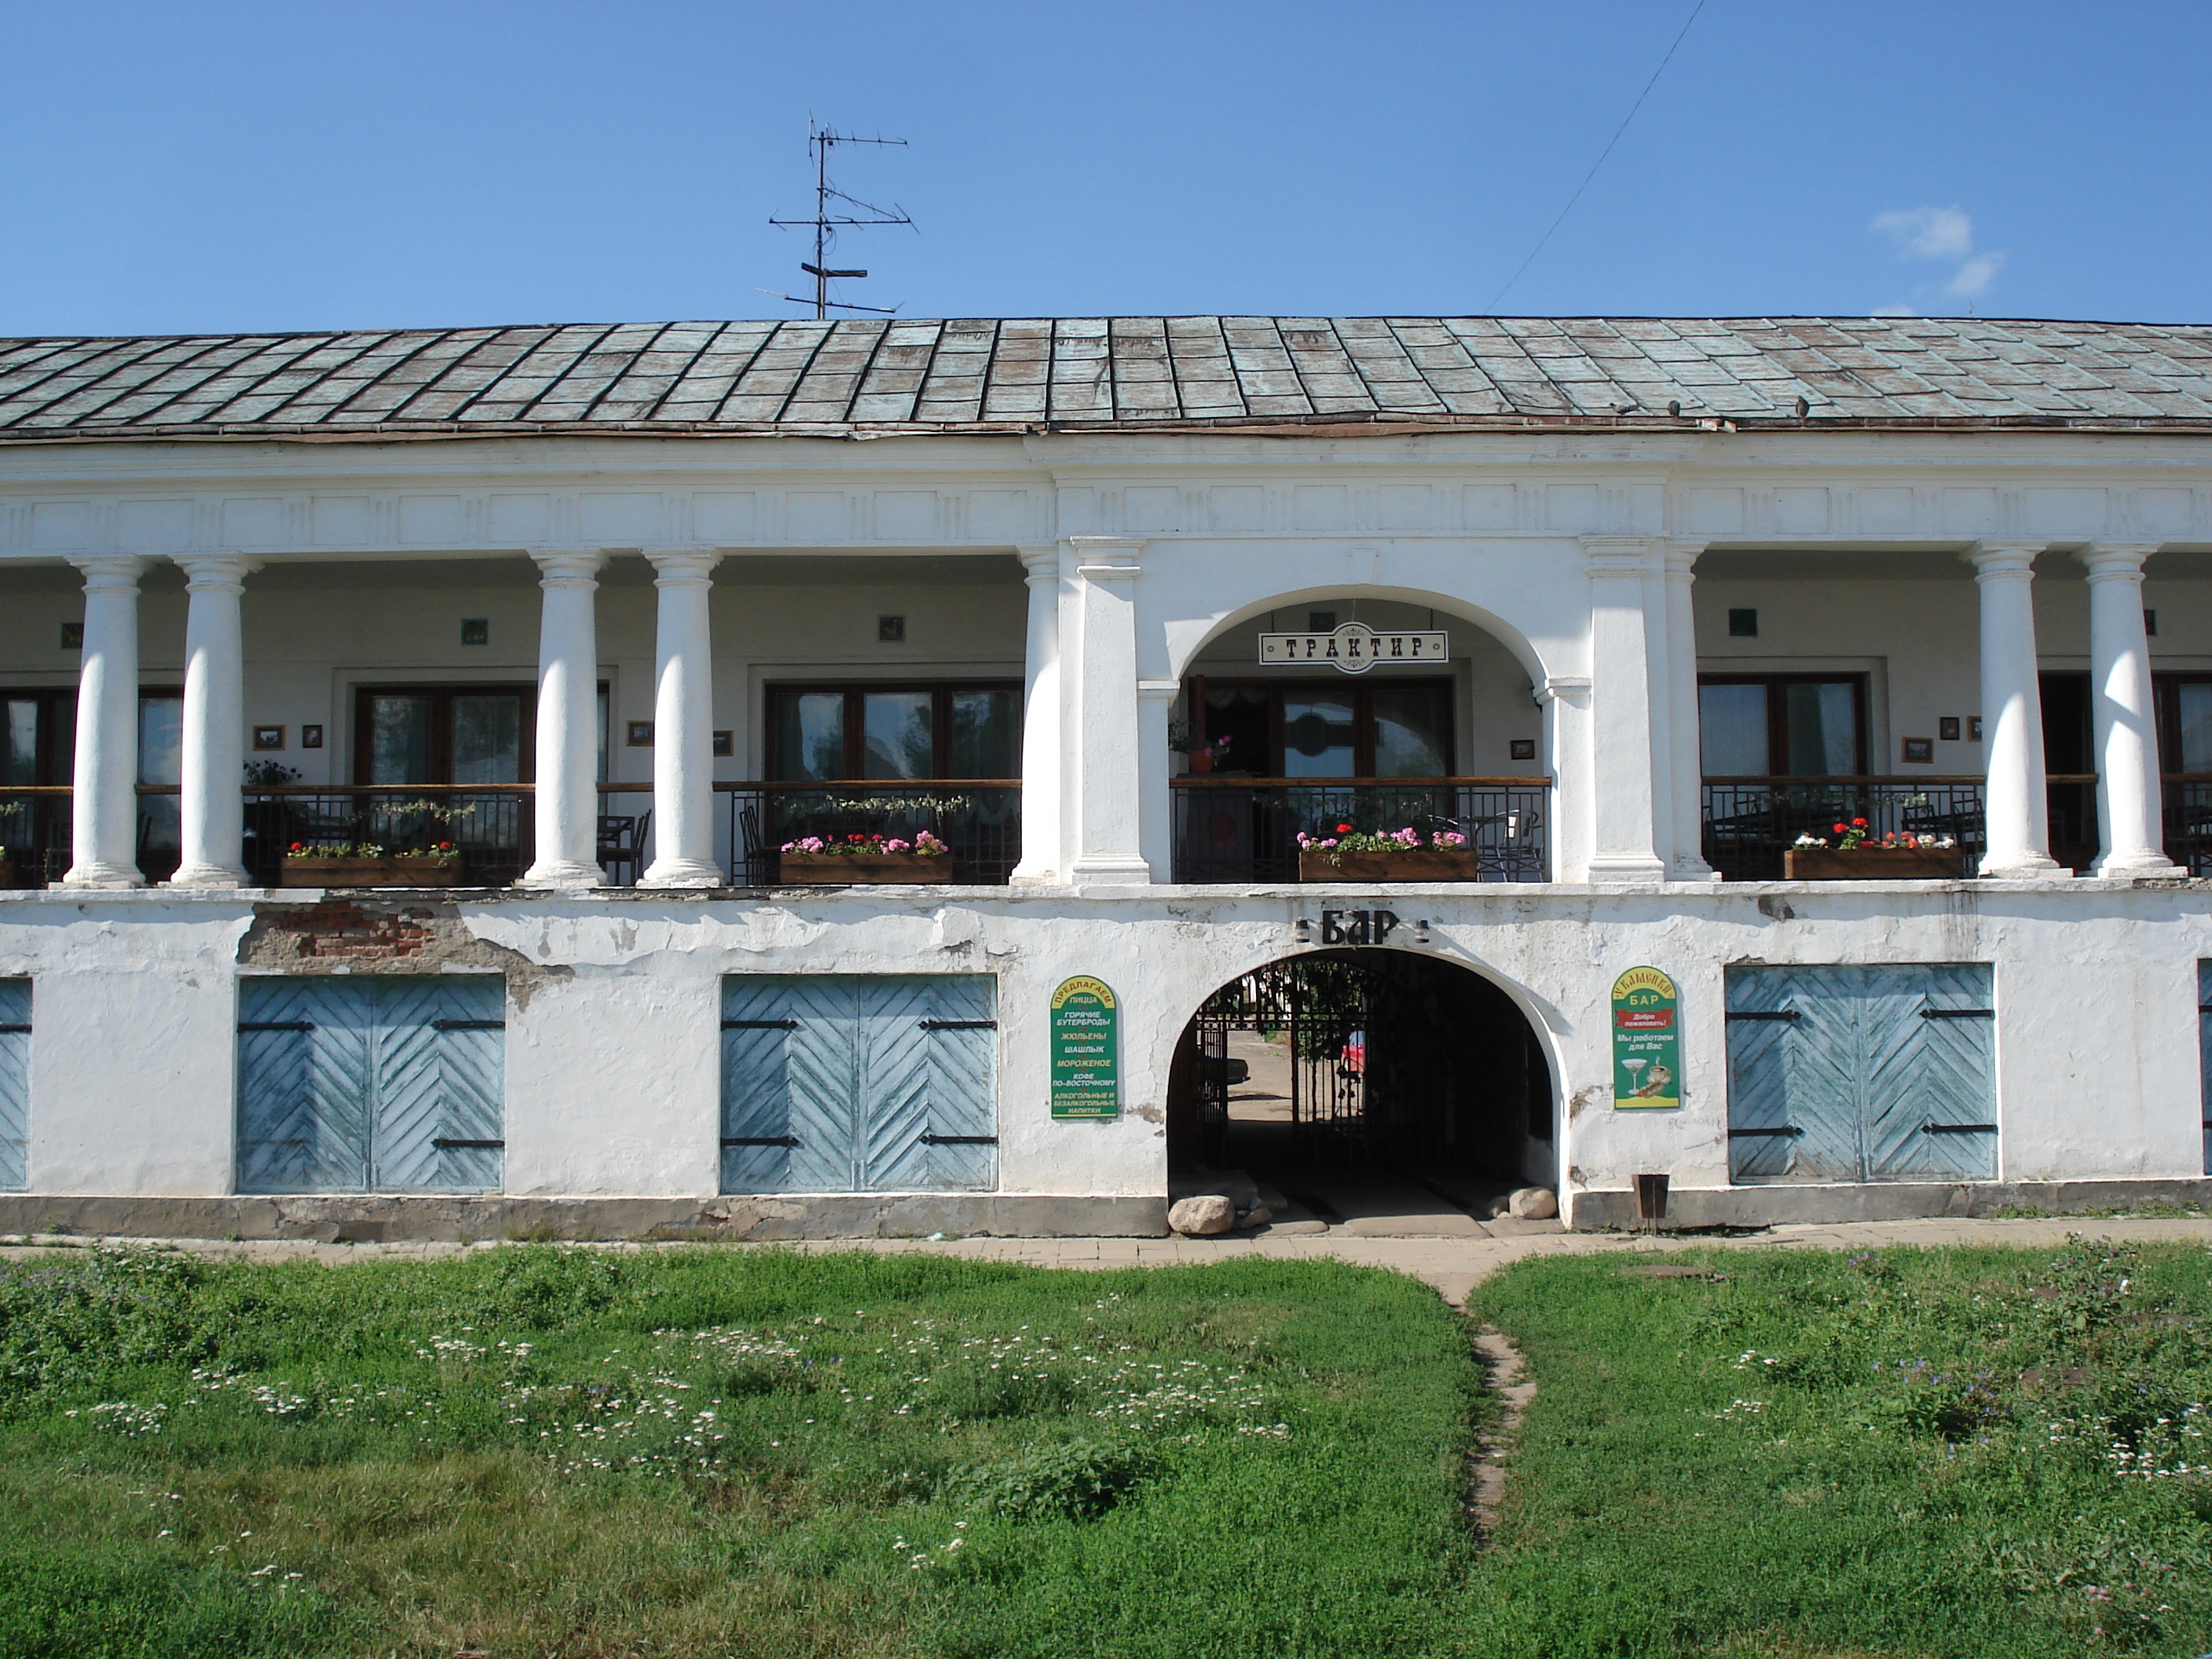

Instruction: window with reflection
[2156,674,2212,774]
[766,684,1020,781]
[1188,679,1456,777]
[1697,676,1866,776]
[353,684,559,785]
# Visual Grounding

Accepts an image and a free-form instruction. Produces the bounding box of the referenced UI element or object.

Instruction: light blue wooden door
[372,976,506,1192]
[238,976,505,1194]
[1727,965,1995,1184]
[0,980,29,1192]
[2199,962,2211,1175]
[722,975,997,1194]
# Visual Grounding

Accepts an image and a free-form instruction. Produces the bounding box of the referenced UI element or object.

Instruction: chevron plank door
[2200,962,2212,1175]
[722,974,997,1194]
[238,976,505,1194]
[1865,965,1995,1181]
[0,980,28,1191]
[372,976,506,1192]
[237,977,375,1192]
[1727,965,1860,1183]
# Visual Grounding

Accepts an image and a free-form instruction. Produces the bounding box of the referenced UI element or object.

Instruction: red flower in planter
[1833,823,1848,835]
[1336,823,1353,834]
[1851,817,1868,828]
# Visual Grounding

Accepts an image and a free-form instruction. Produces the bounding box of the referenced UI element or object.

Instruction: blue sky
[2,0,2206,335]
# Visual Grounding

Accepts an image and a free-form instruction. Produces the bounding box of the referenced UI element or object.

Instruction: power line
[1489,0,1707,308]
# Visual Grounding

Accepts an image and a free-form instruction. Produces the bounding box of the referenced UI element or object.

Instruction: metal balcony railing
[1170,776,1550,883]
[1701,777,1991,881]
[240,785,537,885]
[2163,777,2212,876]
[723,782,1022,885]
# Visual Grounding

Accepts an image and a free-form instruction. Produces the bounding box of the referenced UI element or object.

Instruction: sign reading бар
[1610,965,1680,1110]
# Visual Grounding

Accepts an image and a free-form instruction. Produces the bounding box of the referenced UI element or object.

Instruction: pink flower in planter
[884,839,912,852]
[1434,832,1468,848]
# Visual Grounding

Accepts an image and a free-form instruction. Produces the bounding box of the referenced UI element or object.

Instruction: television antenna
[764,123,913,318]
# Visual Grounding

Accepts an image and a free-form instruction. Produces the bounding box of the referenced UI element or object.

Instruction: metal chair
[596,810,650,887]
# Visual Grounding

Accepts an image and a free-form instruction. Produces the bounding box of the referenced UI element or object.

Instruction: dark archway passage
[1166,951,1555,1232]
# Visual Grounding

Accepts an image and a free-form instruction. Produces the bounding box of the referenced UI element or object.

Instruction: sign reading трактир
[1610,965,1681,1110]
[1258,621,1448,675]
[1049,976,1120,1120]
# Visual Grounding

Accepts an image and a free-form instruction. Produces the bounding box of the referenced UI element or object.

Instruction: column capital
[66,554,149,591]
[1067,534,1144,579]
[172,552,258,591]
[2078,542,2159,582]
[1581,536,1659,575]
[1662,539,1708,578]
[1536,675,1592,709]
[641,547,721,584]
[1965,541,2045,579]
[529,548,608,586]
[1017,544,1062,581]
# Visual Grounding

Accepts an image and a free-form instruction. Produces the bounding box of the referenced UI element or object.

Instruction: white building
[1,314,2209,1239]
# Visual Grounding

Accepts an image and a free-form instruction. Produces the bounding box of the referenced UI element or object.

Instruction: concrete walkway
[8,1214,2210,1309]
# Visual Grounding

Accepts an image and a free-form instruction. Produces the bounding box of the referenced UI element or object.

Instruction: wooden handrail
[1170,775,1551,787]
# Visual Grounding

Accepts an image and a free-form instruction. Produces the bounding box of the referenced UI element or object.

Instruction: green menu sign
[1049,976,1120,1120]
[1611,965,1681,1110]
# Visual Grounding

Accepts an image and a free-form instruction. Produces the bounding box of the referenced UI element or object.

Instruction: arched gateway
[1166,948,1556,1227]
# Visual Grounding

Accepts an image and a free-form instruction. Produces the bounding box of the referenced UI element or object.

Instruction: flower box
[0,861,17,891]
[280,857,466,888]
[778,854,950,884]
[1298,848,1483,882]
[1783,847,1967,881]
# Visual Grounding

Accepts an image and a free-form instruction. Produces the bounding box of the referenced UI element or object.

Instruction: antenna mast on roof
[765,122,913,319]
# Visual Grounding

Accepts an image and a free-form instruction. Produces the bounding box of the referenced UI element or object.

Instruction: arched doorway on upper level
[1160,590,1558,885]
[1165,946,1558,1232]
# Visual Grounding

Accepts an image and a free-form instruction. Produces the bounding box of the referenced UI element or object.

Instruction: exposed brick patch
[236,899,564,1001]
[256,899,440,959]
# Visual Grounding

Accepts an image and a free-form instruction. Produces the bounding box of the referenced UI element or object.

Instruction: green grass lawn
[2,1236,2208,1658]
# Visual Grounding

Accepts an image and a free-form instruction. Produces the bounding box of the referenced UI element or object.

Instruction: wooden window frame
[351,683,541,786]
[763,681,1024,782]
[1188,676,1458,778]
[1697,672,1870,777]
[1,687,184,786]
[2154,671,2212,776]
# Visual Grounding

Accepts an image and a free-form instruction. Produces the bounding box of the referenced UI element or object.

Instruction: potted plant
[778,830,951,884]
[1784,819,1965,879]
[1296,823,1478,881]
[1168,720,1233,775]
[280,840,466,887]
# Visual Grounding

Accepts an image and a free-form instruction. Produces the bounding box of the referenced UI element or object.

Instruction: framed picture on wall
[300,724,324,749]
[1900,736,1935,765]
[252,725,285,751]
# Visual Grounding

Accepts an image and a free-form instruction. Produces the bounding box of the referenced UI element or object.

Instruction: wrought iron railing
[723,782,1022,885]
[240,785,537,885]
[1170,777,1550,883]
[0,788,72,888]
[1702,777,1989,881]
[2164,777,2212,876]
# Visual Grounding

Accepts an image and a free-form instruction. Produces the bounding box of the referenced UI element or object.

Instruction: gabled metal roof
[2,316,2209,442]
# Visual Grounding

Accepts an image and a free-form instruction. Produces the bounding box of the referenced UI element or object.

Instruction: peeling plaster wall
[2,882,2209,1229]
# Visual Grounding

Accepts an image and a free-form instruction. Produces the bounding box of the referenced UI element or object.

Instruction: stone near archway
[1167,1195,1237,1236]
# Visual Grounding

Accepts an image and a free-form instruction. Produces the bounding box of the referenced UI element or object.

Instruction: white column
[63,555,149,888]
[521,548,607,888]
[1062,536,1152,884]
[168,554,254,887]
[639,548,723,887]
[1009,546,1064,884]
[1642,548,1675,875]
[1537,675,1592,882]
[1664,541,1717,878]
[1582,538,1667,884]
[1968,543,2068,878]
[2080,542,2178,875]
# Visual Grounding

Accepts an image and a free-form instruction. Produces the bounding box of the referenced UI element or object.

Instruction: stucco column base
[54,866,144,889]
[1586,855,1668,884]
[515,860,606,890]
[2093,849,2183,877]
[1065,857,1153,883]
[1979,853,2074,880]
[166,864,250,889]
[638,859,724,888]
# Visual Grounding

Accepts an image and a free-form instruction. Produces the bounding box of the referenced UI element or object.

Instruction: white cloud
[1946,252,2005,297]
[1873,206,1974,260]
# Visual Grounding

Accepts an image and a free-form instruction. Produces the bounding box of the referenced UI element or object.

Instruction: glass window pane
[1203,687,1269,775]
[452,696,522,785]
[1699,683,1770,776]
[863,691,934,780]
[369,694,434,785]
[774,692,845,782]
[50,698,74,786]
[137,697,182,786]
[1371,685,1451,777]
[1783,681,1859,776]
[949,690,1018,778]
[2178,683,2212,773]
[1282,696,1356,778]
[3,700,37,787]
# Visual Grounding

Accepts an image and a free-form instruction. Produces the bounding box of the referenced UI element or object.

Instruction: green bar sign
[1049,975,1119,1120]
[1611,965,1680,1110]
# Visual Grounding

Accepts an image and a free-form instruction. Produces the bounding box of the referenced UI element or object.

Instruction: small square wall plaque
[626,720,654,747]
[1901,736,1934,765]
[301,724,324,749]
[60,622,83,649]
[1510,738,1537,761]
[460,617,490,646]
[877,615,906,643]
[712,730,734,757]
[253,725,286,752]
[1939,716,1961,742]
[1968,716,1983,742]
